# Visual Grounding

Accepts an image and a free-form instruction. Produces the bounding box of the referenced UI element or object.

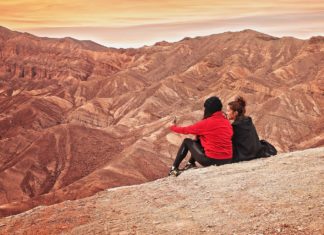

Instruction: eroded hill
[0,26,323,216]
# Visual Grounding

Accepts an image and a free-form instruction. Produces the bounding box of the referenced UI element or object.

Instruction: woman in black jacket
[226,96,263,162]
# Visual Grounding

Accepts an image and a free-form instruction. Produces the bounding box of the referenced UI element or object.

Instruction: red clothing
[170,112,233,159]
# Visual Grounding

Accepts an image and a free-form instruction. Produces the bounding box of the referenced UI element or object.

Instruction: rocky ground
[0,147,323,235]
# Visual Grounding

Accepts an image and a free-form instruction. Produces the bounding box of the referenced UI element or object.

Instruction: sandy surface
[0,147,323,234]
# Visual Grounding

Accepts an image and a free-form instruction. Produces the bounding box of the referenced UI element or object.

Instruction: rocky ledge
[0,147,323,235]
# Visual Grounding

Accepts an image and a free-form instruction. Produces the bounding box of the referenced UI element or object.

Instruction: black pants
[173,138,232,168]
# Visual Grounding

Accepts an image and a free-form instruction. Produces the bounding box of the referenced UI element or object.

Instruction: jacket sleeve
[170,119,207,135]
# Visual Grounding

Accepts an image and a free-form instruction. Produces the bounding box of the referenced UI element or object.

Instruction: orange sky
[1,0,323,48]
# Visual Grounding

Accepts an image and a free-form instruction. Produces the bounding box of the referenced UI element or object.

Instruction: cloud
[15,11,324,48]
[1,0,324,28]
[1,0,323,47]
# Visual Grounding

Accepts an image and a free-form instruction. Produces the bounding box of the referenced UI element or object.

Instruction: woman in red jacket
[169,96,233,176]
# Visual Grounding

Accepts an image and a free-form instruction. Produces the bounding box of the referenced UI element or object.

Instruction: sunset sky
[1,0,323,48]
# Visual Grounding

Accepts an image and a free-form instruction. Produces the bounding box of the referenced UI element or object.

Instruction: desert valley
[0,25,323,233]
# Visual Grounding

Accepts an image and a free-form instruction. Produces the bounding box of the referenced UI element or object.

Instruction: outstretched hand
[173,116,177,125]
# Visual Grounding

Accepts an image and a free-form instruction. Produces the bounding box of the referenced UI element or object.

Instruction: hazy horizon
[1,0,323,48]
[2,25,323,49]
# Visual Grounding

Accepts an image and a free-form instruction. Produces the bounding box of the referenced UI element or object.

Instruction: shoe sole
[168,171,182,177]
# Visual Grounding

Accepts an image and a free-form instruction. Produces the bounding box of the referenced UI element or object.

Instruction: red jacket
[170,112,233,159]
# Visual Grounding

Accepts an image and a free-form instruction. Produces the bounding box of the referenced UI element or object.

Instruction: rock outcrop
[0,26,323,216]
[0,147,323,234]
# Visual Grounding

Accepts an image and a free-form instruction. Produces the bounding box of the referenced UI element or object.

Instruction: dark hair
[228,96,246,120]
[203,96,222,119]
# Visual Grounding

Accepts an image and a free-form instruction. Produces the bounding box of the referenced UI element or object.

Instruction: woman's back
[170,111,233,159]
[231,116,262,162]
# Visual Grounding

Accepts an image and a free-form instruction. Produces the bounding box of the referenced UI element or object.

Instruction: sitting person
[226,96,263,162]
[169,96,233,176]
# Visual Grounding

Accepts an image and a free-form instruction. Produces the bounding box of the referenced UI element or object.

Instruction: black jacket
[232,116,262,162]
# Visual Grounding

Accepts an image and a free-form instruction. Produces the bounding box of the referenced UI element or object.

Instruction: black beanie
[204,96,222,114]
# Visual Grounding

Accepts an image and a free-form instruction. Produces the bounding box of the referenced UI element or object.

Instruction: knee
[183,138,192,145]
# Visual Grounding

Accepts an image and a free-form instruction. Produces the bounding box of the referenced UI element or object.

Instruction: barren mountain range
[0,26,323,216]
